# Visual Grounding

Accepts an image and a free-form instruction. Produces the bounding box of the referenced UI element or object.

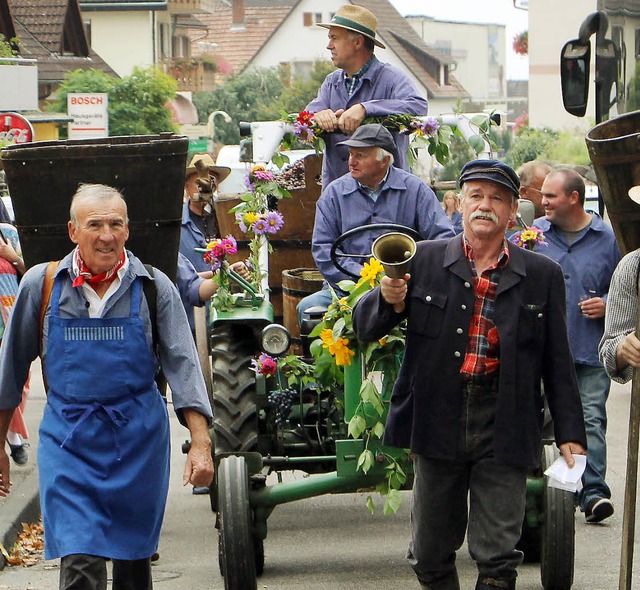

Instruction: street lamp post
[207,110,232,153]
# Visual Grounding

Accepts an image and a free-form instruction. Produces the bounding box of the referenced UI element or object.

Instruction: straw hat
[186,153,231,183]
[318,5,385,49]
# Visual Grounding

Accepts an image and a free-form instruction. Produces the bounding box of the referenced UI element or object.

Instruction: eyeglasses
[520,186,544,197]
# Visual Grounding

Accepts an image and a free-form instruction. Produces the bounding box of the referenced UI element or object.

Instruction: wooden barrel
[282,268,325,344]
[0,133,187,281]
[213,153,322,321]
[586,111,640,255]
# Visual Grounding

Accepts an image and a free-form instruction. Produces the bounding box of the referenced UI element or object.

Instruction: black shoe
[585,497,614,523]
[8,443,28,465]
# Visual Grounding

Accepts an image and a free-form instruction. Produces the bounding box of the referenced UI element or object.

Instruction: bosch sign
[0,112,34,144]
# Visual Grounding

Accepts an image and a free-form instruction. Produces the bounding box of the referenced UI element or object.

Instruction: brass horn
[372,232,417,278]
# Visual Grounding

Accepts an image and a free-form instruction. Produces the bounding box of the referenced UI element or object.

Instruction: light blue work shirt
[532,214,621,366]
[312,166,455,290]
[307,56,428,188]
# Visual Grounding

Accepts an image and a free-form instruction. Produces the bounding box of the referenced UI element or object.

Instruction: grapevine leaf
[348,414,366,439]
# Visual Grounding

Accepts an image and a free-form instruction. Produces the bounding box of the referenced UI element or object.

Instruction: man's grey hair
[376,148,394,166]
[70,184,129,226]
[347,30,375,52]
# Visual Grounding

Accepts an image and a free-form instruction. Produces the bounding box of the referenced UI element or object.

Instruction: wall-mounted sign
[0,111,34,144]
[67,93,109,139]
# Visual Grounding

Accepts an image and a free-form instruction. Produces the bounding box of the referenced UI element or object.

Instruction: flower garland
[229,164,290,289]
[276,111,494,168]
[202,235,238,311]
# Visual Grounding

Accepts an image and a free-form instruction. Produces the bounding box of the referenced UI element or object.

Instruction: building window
[434,39,452,57]
[636,27,640,59]
[292,60,312,79]
[83,19,92,45]
[159,23,170,59]
[303,12,313,27]
[612,24,624,53]
[315,13,322,23]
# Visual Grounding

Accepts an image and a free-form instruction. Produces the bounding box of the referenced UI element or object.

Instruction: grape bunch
[268,387,298,428]
[274,160,306,190]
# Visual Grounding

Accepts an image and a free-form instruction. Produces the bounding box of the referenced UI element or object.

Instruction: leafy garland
[276,110,496,169]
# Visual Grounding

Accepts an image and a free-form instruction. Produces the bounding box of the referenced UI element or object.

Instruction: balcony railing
[165,57,217,92]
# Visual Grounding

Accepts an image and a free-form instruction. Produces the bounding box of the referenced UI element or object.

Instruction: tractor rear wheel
[210,324,259,454]
[217,455,257,590]
[540,444,575,590]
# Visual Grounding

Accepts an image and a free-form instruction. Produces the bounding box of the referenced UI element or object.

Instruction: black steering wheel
[329,223,424,279]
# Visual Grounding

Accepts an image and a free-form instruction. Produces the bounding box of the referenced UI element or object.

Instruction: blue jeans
[575,363,611,511]
[296,288,333,326]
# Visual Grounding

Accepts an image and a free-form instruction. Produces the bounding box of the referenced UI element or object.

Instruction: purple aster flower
[264,211,284,234]
[235,213,248,233]
[252,218,269,235]
[420,118,440,136]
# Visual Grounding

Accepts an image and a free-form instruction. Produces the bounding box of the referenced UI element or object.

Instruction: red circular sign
[0,112,34,144]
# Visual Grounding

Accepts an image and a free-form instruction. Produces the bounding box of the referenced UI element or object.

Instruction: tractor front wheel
[540,444,575,590]
[217,455,257,590]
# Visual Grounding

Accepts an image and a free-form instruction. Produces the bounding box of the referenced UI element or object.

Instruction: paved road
[1,368,639,589]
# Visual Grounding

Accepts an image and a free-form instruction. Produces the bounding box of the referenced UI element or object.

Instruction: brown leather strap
[39,261,60,391]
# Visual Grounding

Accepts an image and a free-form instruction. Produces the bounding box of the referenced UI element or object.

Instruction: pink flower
[251,353,277,377]
[222,235,238,255]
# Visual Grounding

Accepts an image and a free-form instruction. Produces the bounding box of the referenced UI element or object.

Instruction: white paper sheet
[543,454,587,492]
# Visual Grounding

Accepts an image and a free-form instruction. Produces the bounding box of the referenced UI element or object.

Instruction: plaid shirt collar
[461,234,510,272]
[345,57,373,96]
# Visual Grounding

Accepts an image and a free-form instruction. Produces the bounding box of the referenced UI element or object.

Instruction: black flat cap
[337,124,396,153]
[459,159,520,198]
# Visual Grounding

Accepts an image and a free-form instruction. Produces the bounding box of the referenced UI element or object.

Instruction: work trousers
[407,380,527,590]
[59,554,152,590]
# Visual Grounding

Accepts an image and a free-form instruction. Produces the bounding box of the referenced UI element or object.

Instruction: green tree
[46,66,177,137]
[192,67,285,145]
[505,127,559,169]
[0,35,18,57]
[627,61,640,112]
[192,61,336,145]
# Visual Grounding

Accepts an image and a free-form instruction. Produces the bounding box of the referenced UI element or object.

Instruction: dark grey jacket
[352,235,587,470]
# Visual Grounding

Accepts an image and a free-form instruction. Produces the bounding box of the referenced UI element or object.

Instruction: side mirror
[561,39,591,117]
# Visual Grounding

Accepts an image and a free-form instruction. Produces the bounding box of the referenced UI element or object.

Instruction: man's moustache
[469,211,499,224]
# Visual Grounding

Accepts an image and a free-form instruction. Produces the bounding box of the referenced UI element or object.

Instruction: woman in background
[0,222,29,465]
[442,190,463,235]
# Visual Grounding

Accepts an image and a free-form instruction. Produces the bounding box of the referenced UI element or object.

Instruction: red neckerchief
[72,249,126,288]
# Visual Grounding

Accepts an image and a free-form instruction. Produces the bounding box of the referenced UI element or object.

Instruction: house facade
[405,16,507,111]
[193,0,469,117]
[79,0,215,85]
[1,0,116,140]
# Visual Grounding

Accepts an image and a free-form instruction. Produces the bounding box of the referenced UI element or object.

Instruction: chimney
[231,0,246,31]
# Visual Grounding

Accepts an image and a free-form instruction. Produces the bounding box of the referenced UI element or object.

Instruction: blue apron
[38,277,170,560]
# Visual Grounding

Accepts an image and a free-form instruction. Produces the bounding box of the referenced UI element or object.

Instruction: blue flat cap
[459,159,520,198]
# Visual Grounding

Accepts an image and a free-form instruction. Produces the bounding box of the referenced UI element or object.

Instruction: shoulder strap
[142,264,166,397]
[39,260,60,392]
[142,264,158,350]
[39,261,60,355]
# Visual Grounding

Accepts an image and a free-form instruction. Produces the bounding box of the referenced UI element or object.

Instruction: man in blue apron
[0,184,214,590]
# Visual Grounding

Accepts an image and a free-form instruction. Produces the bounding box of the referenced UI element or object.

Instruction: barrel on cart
[586,110,640,255]
[214,153,323,322]
[0,133,188,280]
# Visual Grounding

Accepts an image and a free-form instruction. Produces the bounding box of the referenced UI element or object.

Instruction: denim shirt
[307,56,428,188]
[180,201,211,273]
[533,213,621,366]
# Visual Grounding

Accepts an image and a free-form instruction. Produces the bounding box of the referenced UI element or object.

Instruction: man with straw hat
[307,4,428,188]
[180,153,231,273]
